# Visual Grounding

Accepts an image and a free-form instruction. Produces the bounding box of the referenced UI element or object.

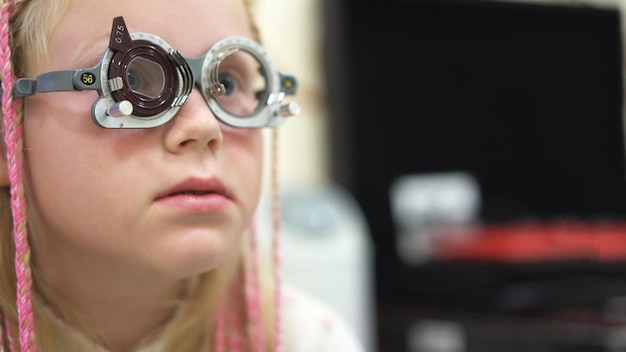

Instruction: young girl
[0,0,363,351]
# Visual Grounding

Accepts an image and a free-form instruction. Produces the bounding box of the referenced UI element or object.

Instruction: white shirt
[44,283,366,352]
[282,285,366,352]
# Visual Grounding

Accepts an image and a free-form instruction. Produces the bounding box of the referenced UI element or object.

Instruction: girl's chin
[146,237,241,278]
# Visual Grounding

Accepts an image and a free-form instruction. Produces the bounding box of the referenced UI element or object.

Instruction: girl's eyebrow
[71,35,109,70]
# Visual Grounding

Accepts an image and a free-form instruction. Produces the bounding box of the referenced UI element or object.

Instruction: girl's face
[22,0,263,280]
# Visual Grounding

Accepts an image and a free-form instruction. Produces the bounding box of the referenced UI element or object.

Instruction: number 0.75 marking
[115,25,125,44]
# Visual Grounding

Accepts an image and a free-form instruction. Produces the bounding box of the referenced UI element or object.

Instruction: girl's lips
[154,177,234,212]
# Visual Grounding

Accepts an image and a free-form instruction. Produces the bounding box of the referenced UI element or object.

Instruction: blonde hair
[0,0,281,351]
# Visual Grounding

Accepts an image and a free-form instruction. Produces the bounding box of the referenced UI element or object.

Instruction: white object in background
[408,320,467,352]
[259,182,376,352]
[389,171,481,265]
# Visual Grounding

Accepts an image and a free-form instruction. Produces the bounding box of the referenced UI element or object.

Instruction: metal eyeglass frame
[11,16,300,129]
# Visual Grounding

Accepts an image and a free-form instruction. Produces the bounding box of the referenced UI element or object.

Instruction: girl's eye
[125,56,166,99]
[218,74,237,96]
[127,70,141,91]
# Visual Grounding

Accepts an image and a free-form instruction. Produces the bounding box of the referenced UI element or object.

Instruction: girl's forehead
[45,0,252,71]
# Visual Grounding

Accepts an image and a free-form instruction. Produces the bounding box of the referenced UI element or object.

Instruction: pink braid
[246,218,265,352]
[0,2,36,351]
[215,269,247,352]
[227,278,244,352]
[214,302,226,352]
[270,129,282,352]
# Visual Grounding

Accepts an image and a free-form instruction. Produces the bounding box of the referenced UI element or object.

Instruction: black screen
[324,0,626,302]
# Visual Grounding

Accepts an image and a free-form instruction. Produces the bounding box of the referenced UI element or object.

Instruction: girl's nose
[162,89,224,154]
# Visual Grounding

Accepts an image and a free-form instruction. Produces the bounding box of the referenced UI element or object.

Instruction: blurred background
[255,0,626,351]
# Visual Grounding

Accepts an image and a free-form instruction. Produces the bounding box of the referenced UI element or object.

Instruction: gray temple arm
[13,69,101,97]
